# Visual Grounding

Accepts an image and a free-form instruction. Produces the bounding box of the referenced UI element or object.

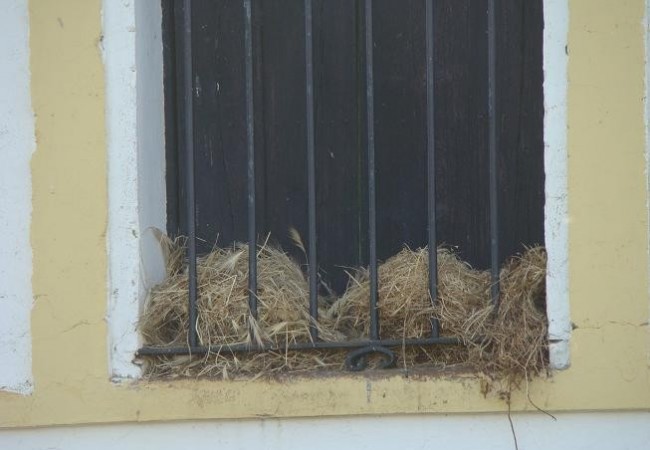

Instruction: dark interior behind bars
[158,0,543,356]
[163,0,544,297]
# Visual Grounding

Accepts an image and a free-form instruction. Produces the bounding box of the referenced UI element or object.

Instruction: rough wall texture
[0,0,648,429]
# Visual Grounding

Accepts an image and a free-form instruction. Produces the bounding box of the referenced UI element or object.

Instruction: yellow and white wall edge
[0,0,649,448]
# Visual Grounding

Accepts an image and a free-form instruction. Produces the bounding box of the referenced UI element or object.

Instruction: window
[163,0,543,282]
[138,0,547,373]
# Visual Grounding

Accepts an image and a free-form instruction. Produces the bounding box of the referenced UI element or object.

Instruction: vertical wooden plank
[373,0,427,262]
[255,0,308,263]
[497,0,545,259]
[161,0,181,237]
[191,0,248,252]
[313,0,365,292]
[432,0,491,268]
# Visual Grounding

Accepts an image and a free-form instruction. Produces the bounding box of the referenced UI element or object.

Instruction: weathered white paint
[135,0,167,236]
[1,411,649,450]
[543,0,571,370]
[0,0,34,395]
[104,0,166,379]
[105,0,571,379]
[645,0,650,365]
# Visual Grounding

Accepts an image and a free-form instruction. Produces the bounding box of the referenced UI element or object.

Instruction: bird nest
[139,234,547,392]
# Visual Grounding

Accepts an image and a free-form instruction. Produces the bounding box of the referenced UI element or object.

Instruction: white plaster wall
[104,0,166,379]
[645,0,650,365]
[1,412,649,450]
[543,0,571,369]
[0,0,34,395]
[135,0,166,233]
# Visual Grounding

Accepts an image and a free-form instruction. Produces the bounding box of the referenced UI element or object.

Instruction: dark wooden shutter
[163,0,544,293]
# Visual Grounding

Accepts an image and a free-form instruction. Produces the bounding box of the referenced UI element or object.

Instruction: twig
[506,394,519,450]
[525,373,557,420]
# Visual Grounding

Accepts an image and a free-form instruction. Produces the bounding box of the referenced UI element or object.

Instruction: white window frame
[104,0,167,379]
[104,0,571,379]
[0,0,35,394]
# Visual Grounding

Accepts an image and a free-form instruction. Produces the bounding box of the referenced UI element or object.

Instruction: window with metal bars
[139,0,544,371]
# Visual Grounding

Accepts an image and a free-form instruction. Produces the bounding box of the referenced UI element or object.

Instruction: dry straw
[140,235,345,378]
[140,234,547,390]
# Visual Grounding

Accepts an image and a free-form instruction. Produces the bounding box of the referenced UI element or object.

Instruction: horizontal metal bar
[138,336,463,356]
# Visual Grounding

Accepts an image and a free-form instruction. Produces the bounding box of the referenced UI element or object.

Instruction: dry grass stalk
[140,236,547,387]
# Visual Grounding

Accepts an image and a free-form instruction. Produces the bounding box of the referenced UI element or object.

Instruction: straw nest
[328,247,492,368]
[140,236,345,378]
[140,235,547,389]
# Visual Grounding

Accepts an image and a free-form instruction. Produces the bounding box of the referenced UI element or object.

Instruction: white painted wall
[1,412,649,450]
[543,0,571,369]
[104,0,166,379]
[0,0,34,395]
[643,0,650,365]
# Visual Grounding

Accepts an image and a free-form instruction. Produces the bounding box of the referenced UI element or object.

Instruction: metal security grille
[139,0,503,371]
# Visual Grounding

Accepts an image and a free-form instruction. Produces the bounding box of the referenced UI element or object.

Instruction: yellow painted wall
[1,0,649,427]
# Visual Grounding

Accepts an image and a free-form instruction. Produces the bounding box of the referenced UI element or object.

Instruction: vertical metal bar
[244,0,258,321]
[305,0,319,341]
[182,0,198,349]
[163,0,181,237]
[425,0,439,338]
[365,0,379,340]
[487,0,500,307]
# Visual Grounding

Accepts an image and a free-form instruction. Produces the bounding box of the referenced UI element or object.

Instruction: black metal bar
[345,345,396,371]
[138,336,462,356]
[487,0,500,307]
[244,0,258,323]
[181,0,198,349]
[365,0,379,341]
[162,0,181,237]
[425,0,439,338]
[304,0,319,341]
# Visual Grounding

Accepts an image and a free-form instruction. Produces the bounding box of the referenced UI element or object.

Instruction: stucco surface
[0,0,648,427]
